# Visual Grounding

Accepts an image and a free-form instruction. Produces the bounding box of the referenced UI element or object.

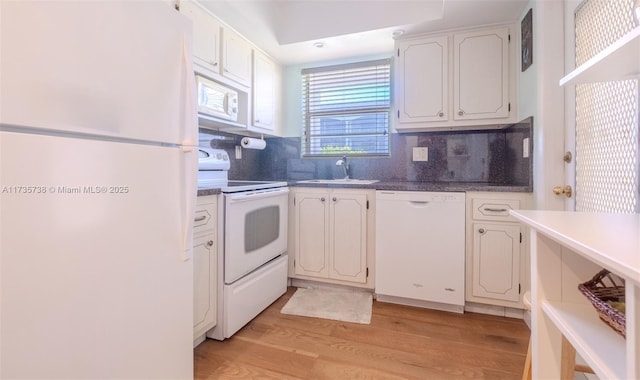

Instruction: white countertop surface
[511,210,640,285]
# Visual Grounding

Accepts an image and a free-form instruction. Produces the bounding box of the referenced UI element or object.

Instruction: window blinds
[301,59,391,157]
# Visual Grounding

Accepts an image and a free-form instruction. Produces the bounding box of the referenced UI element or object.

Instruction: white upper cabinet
[396,36,448,123]
[221,28,252,87]
[179,0,286,136]
[395,25,516,132]
[179,1,220,73]
[251,49,276,131]
[453,27,510,121]
[180,0,251,89]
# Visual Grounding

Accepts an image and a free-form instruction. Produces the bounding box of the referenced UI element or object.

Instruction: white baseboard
[376,294,464,314]
[290,278,374,294]
[465,301,525,319]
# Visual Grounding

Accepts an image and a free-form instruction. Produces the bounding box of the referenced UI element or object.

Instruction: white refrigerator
[0,1,197,378]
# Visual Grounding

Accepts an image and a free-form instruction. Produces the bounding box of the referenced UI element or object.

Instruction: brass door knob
[553,185,573,198]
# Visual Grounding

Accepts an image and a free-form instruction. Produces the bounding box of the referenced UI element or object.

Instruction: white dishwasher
[375,191,465,313]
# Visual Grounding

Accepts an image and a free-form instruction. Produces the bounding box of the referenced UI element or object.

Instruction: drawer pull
[478,228,486,234]
[484,207,508,212]
[194,215,207,222]
[206,240,214,247]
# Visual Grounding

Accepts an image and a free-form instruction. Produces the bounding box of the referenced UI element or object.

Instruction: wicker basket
[578,269,626,337]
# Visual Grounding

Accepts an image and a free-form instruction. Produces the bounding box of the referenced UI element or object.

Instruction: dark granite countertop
[197,181,532,195]
[290,180,532,193]
[197,187,221,197]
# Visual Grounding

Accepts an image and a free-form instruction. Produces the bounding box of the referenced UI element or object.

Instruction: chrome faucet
[336,156,350,179]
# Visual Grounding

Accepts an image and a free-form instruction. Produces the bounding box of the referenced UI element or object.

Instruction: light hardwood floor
[194,287,529,379]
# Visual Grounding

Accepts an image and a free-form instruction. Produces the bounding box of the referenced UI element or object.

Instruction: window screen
[301,59,391,157]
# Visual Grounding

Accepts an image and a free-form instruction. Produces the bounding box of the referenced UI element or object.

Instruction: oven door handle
[226,187,289,203]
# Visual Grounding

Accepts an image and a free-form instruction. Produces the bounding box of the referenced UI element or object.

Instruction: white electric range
[197,147,289,340]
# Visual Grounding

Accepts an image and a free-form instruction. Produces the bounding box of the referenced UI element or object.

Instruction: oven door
[224,187,289,284]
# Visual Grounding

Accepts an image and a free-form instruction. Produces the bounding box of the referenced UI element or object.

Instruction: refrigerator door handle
[181,33,197,147]
[180,145,197,261]
[178,30,198,262]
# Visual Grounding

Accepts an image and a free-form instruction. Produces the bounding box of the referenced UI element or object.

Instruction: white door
[294,192,330,278]
[0,1,195,145]
[0,133,193,379]
[471,223,521,302]
[222,28,252,87]
[224,188,289,284]
[193,235,216,338]
[395,36,448,124]
[453,27,509,121]
[562,0,639,213]
[180,0,221,72]
[329,192,368,283]
[252,50,276,130]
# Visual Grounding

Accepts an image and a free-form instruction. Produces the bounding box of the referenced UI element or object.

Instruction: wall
[199,118,532,187]
[519,0,566,210]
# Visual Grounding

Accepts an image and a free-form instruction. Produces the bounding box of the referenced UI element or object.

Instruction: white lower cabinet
[466,192,530,309]
[471,222,521,302]
[193,195,217,345]
[289,187,374,288]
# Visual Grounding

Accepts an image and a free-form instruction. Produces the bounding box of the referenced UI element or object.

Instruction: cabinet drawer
[194,202,215,234]
[471,198,520,222]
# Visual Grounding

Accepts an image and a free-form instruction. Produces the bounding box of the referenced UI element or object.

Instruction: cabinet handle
[206,240,214,247]
[332,197,337,202]
[484,207,508,212]
[212,61,218,67]
[194,215,206,222]
[458,110,464,116]
[255,119,260,123]
[320,197,325,202]
[478,228,485,234]
[438,112,444,117]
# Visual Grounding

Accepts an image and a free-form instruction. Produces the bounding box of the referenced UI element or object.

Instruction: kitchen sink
[298,179,379,185]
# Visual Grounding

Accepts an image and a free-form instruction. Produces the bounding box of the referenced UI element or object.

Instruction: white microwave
[196,75,238,122]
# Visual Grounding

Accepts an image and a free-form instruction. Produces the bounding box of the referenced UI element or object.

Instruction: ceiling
[198,0,529,66]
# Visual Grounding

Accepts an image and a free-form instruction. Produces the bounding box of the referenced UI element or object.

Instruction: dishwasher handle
[226,187,289,203]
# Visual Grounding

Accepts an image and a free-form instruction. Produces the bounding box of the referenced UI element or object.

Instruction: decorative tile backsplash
[199,117,532,187]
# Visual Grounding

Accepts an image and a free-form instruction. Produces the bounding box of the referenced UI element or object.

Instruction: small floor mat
[280,287,372,324]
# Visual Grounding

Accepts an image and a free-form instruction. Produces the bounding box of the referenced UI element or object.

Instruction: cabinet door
[329,193,367,283]
[252,50,275,131]
[180,0,220,72]
[294,192,330,278]
[395,36,448,124]
[453,27,509,120]
[471,222,520,302]
[193,235,216,338]
[222,28,252,87]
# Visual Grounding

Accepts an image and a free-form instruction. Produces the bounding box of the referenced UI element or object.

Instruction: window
[301,59,391,157]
